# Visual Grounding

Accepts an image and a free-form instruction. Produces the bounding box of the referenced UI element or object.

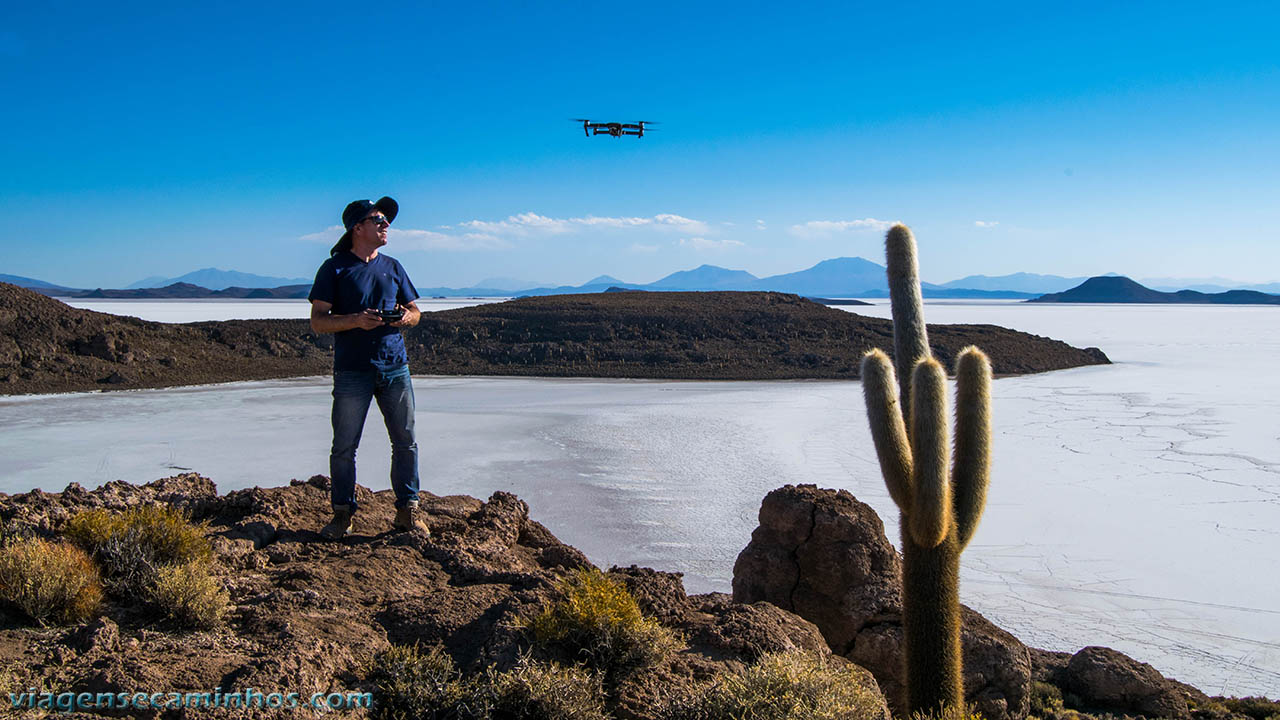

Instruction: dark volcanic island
[0,283,1107,395]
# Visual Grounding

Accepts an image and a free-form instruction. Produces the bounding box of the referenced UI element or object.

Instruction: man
[308,196,429,539]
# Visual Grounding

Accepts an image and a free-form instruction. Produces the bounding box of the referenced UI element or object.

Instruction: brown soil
[0,283,1108,396]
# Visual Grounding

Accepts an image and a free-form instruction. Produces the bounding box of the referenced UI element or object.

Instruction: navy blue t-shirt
[309,252,420,371]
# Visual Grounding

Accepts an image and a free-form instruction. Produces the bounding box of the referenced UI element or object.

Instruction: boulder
[732,484,900,654]
[1062,646,1190,719]
[733,484,1032,720]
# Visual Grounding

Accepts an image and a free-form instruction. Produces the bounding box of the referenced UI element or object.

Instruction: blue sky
[3,1,1278,288]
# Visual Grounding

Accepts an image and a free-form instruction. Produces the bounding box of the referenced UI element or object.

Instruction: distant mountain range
[1029,276,1280,304]
[9,261,1280,301]
[425,258,1037,299]
[0,273,83,294]
[38,283,313,300]
[941,272,1098,294]
[127,268,312,291]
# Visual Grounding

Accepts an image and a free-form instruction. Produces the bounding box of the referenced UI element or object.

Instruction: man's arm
[311,300,386,333]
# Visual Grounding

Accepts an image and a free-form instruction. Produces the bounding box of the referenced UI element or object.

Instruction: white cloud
[391,228,511,251]
[458,212,710,236]
[300,210,712,253]
[974,220,999,228]
[298,225,345,244]
[755,219,767,230]
[297,225,509,251]
[679,237,745,251]
[787,218,895,238]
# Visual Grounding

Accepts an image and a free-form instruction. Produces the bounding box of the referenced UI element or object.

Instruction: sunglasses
[361,213,389,227]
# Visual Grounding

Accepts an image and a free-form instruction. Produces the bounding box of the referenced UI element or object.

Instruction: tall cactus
[861,224,992,717]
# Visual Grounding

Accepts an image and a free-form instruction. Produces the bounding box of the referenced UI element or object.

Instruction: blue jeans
[329,364,419,512]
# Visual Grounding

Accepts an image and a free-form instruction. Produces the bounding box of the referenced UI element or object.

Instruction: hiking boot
[392,500,430,535]
[320,505,353,540]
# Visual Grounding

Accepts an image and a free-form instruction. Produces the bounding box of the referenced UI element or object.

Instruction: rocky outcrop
[730,485,1237,720]
[0,475,887,720]
[733,484,1034,720]
[1062,646,1191,719]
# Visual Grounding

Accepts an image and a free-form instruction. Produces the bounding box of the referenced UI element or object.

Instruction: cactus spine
[861,224,992,717]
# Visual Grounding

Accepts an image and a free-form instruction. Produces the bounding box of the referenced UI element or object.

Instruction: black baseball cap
[331,196,399,255]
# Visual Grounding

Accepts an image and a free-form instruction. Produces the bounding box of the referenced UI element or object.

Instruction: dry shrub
[368,644,606,720]
[149,562,229,629]
[522,567,682,677]
[368,644,463,719]
[0,538,103,625]
[661,651,887,720]
[1220,697,1280,720]
[66,505,211,568]
[65,505,225,629]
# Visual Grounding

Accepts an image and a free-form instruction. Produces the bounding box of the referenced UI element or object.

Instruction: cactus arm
[861,349,914,512]
[908,357,951,548]
[885,224,931,421]
[952,346,992,550]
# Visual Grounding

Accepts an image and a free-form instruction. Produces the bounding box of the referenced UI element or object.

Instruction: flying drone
[572,119,657,138]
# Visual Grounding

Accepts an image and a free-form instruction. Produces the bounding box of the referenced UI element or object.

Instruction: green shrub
[1030,681,1065,719]
[149,562,229,629]
[0,538,103,625]
[521,567,682,677]
[661,651,886,720]
[368,644,606,720]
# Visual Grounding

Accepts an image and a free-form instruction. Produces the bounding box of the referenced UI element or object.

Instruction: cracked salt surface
[1,300,1276,695]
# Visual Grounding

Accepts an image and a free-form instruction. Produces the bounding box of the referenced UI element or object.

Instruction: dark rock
[1029,646,1071,684]
[1063,646,1190,719]
[732,484,901,655]
[612,566,690,623]
[66,616,120,654]
[689,593,831,660]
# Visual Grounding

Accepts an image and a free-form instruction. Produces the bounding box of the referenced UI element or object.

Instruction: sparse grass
[149,562,229,629]
[0,538,102,625]
[908,703,987,720]
[368,644,606,720]
[521,567,683,677]
[64,505,224,629]
[660,651,886,720]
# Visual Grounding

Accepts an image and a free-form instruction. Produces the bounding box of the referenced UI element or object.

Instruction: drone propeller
[570,118,592,123]
[636,120,660,125]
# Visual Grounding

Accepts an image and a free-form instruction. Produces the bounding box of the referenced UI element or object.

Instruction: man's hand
[354,310,387,330]
[388,303,421,328]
